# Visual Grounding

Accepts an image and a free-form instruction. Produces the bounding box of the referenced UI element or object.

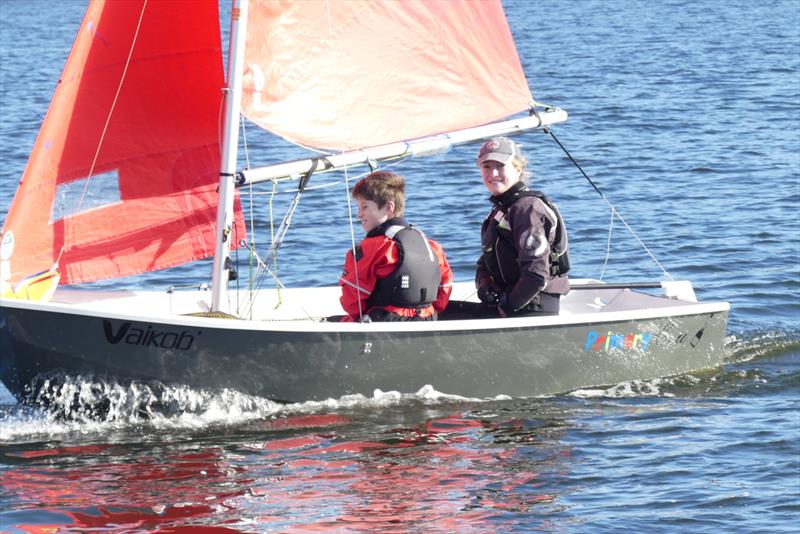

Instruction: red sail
[241,0,533,152]
[1,0,245,285]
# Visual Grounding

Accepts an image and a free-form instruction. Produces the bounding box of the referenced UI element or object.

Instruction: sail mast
[211,0,248,312]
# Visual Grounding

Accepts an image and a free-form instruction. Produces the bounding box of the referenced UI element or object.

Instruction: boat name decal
[585,330,653,352]
[102,320,199,350]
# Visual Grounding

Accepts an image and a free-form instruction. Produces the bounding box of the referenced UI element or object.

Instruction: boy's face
[355,196,394,233]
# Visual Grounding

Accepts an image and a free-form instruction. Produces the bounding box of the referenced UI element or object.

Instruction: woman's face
[480,159,521,196]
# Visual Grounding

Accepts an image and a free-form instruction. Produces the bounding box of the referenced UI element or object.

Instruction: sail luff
[238,109,568,186]
[211,0,249,312]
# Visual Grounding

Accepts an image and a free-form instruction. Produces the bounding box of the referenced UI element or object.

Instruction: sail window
[50,170,122,222]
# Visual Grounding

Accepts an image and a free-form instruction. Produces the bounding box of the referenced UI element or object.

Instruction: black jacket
[476,182,570,311]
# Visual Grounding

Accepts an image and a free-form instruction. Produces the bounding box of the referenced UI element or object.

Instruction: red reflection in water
[260,414,350,430]
[240,414,565,531]
[324,416,530,531]
[2,443,248,532]
[6,443,114,459]
[15,505,244,532]
[2,412,567,531]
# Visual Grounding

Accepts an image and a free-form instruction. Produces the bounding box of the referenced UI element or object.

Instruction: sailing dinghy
[0,0,729,405]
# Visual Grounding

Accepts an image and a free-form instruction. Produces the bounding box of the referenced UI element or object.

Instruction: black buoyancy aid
[486,186,570,279]
[369,225,442,308]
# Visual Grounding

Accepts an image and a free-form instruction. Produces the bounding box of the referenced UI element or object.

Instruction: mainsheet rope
[544,127,673,280]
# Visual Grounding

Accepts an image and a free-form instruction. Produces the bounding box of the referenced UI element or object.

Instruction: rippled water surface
[1,0,798,532]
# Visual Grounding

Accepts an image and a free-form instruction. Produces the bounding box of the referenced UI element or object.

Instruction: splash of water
[570,378,670,398]
[0,375,479,443]
[726,329,800,363]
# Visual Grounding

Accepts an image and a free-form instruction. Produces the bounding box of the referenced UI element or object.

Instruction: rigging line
[241,118,257,319]
[323,1,364,321]
[236,122,288,318]
[240,240,290,320]
[343,171,364,320]
[241,117,252,170]
[242,179,280,318]
[236,114,256,319]
[217,83,228,164]
[241,243,285,288]
[60,0,149,264]
[243,170,315,318]
[268,178,282,308]
[546,129,673,280]
[232,205,243,316]
[241,155,411,317]
[243,254,286,318]
[600,208,615,280]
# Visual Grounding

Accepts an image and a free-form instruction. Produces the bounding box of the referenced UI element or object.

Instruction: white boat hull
[0,281,729,403]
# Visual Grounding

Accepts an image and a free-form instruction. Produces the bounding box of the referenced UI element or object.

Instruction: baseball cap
[477,137,520,166]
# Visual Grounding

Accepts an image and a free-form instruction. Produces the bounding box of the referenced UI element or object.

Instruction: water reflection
[2,441,248,532]
[1,407,572,532]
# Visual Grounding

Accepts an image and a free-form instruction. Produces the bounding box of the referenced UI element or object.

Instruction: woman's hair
[512,152,529,182]
[352,170,406,216]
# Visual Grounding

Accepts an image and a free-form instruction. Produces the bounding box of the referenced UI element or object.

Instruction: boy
[339,171,452,321]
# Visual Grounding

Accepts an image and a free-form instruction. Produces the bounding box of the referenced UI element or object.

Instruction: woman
[475,137,570,316]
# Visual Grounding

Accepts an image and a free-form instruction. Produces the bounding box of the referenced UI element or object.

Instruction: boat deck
[24,279,728,330]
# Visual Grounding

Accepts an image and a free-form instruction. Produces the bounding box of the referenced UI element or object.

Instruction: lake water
[1,0,798,531]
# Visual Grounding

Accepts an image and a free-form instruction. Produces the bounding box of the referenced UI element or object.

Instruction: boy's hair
[352,171,406,216]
